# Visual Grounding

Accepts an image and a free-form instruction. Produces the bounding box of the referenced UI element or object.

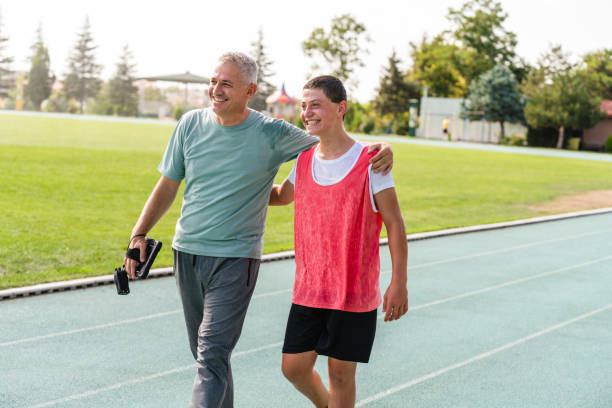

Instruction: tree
[410,34,472,97]
[523,46,602,148]
[108,44,138,116]
[302,14,371,91]
[581,49,612,100]
[0,9,14,98]
[248,28,276,112]
[464,64,524,140]
[447,0,521,81]
[25,24,52,110]
[373,50,420,121]
[63,16,102,113]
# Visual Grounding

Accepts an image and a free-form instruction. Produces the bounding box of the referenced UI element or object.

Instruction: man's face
[301,88,345,136]
[208,61,254,118]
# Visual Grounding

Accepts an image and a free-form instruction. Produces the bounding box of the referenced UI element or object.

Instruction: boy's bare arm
[374,187,408,322]
[269,178,295,206]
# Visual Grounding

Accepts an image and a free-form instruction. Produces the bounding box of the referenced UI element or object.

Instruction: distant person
[269,75,408,408]
[442,117,451,141]
[123,53,394,408]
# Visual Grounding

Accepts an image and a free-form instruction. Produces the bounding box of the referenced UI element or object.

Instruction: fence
[418,112,527,143]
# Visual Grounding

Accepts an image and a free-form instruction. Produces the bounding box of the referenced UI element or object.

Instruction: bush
[359,117,375,134]
[173,105,185,121]
[501,134,526,146]
[345,100,369,133]
[293,114,305,130]
[526,126,581,148]
[605,134,612,153]
[392,112,411,136]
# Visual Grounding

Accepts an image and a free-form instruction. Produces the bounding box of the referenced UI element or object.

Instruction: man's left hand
[367,142,393,175]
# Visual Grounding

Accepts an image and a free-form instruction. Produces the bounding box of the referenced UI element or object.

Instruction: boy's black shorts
[282,303,377,363]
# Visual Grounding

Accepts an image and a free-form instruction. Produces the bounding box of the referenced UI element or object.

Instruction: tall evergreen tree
[108,44,138,116]
[373,50,419,121]
[25,24,52,110]
[0,9,14,98]
[248,28,276,112]
[63,16,102,113]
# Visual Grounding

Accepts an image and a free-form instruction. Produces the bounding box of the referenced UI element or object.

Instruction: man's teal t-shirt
[158,108,318,259]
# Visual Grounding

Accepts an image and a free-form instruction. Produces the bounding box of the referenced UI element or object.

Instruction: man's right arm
[269,178,294,206]
[124,175,181,278]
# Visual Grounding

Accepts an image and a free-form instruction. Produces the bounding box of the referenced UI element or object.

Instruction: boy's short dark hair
[303,75,347,104]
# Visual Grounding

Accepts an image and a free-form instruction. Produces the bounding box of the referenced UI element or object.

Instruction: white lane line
[0,289,291,347]
[402,229,612,272]
[252,288,290,299]
[377,255,612,320]
[26,342,283,408]
[5,230,610,347]
[0,311,181,347]
[26,364,194,408]
[233,341,283,358]
[360,303,612,407]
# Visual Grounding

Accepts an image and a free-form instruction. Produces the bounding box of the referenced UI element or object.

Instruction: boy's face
[301,88,345,136]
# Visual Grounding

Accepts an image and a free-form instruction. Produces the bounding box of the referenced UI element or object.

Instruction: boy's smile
[301,88,345,137]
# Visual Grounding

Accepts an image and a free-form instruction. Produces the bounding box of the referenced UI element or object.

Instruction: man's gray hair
[218,52,258,85]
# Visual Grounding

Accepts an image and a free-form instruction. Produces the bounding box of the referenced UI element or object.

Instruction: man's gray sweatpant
[174,250,260,408]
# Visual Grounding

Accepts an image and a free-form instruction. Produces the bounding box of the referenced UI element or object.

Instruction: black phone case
[135,239,162,279]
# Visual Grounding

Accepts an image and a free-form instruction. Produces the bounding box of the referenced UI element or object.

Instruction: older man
[124,52,393,408]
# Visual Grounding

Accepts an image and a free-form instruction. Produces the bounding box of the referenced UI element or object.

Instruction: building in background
[265,83,297,120]
[417,87,526,144]
[582,100,612,151]
[136,72,210,118]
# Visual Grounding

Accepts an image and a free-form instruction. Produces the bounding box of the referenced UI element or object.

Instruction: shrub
[173,105,184,121]
[392,112,411,136]
[293,114,305,130]
[605,134,612,153]
[359,117,375,134]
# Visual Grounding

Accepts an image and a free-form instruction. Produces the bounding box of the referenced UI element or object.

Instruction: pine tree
[63,16,102,113]
[0,9,14,98]
[248,28,276,112]
[373,50,419,121]
[25,24,52,110]
[108,44,138,116]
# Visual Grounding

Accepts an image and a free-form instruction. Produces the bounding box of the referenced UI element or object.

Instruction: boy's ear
[338,100,348,117]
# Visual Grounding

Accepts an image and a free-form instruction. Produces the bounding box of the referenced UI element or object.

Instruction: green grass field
[2,113,612,289]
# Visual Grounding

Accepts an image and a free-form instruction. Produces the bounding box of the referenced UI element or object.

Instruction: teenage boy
[269,75,408,408]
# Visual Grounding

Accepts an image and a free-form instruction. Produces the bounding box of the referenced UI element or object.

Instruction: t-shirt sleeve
[275,121,318,163]
[158,119,186,181]
[369,168,395,195]
[287,157,299,185]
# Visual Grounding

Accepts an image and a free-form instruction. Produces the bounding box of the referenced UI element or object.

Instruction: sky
[2,0,611,102]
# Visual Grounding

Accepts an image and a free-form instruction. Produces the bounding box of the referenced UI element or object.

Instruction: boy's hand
[382,281,408,322]
[368,142,393,175]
